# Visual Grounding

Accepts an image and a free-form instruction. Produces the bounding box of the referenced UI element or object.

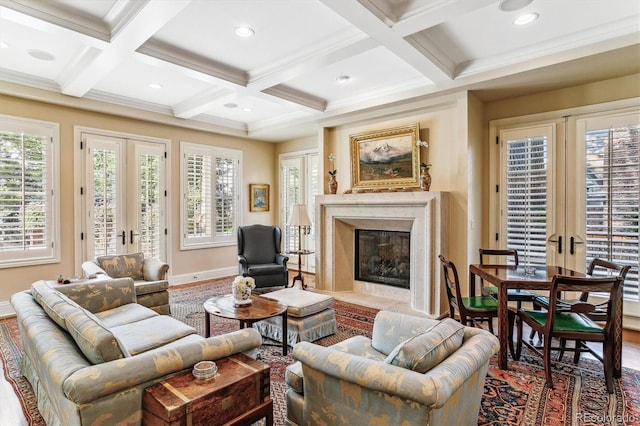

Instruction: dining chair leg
[543,336,554,389]
[558,338,567,361]
[573,340,582,364]
[513,312,523,361]
[603,339,615,394]
[507,310,518,360]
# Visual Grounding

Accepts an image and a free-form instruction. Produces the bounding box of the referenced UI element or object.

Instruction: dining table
[468,264,623,377]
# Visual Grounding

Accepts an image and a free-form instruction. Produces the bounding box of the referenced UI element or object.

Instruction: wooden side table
[143,353,272,426]
[287,249,313,289]
[204,294,288,355]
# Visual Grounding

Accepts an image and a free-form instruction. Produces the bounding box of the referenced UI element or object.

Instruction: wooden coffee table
[204,294,288,355]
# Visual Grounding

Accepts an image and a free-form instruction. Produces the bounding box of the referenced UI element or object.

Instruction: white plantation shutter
[505,136,549,266]
[0,115,59,267]
[584,123,640,301]
[215,155,238,237]
[281,157,302,253]
[181,142,240,249]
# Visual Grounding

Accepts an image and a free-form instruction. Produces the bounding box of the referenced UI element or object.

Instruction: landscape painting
[350,124,421,190]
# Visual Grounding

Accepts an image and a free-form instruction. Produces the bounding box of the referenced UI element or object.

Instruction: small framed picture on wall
[250,184,269,212]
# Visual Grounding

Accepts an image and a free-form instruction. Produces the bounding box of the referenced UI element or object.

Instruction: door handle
[121,231,126,245]
[548,236,562,254]
[570,236,584,255]
[130,230,140,244]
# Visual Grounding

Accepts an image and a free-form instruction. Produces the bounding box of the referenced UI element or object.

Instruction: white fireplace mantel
[315,192,449,316]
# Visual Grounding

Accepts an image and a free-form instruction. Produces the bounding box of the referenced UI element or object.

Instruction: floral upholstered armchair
[285,311,499,426]
[82,252,170,314]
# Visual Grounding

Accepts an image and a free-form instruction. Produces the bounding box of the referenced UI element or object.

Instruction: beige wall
[0,94,279,305]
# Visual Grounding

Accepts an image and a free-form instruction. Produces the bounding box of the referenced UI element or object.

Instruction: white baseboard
[168,267,236,286]
[0,301,15,319]
[624,315,640,331]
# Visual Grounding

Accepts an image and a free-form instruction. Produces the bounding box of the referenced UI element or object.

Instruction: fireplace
[355,229,410,289]
[315,192,448,316]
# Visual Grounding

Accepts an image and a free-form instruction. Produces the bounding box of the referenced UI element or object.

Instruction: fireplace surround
[315,192,448,316]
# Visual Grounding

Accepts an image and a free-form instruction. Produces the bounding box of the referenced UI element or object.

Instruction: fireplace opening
[354,229,410,289]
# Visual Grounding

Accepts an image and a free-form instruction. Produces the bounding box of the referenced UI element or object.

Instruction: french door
[82,133,167,261]
[495,108,639,308]
[280,151,318,273]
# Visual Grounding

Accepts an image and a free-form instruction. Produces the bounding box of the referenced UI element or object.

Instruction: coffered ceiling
[0,0,638,141]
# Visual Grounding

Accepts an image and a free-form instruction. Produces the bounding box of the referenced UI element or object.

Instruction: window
[493,106,640,307]
[280,151,318,272]
[0,115,59,267]
[181,142,241,249]
[581,115,639,301]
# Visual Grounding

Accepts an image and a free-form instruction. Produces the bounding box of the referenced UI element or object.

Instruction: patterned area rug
[1,277,639,425]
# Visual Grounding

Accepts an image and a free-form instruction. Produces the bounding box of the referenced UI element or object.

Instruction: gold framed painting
[249,184,269,212]
[350,124,420,191]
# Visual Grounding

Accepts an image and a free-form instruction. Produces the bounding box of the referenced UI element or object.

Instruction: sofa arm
[62,328,262,404]
[81,260,108,277]
[143,257,169,281]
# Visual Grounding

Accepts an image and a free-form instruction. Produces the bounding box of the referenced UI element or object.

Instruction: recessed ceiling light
[27,49,55,61]
[0,42,8,49]
[242,107,252,112]
[336,75,351,84]
[224,103,238,108]
[148,82,163,89]
[499,0,533,12]
[513,12,539,26]
[235,26,255,38]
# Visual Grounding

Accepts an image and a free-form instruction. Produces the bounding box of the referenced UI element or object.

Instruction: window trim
[0,114,60,268]
[180,141,242,250]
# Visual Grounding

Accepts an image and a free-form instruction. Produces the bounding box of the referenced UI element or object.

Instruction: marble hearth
[315,192,448,316]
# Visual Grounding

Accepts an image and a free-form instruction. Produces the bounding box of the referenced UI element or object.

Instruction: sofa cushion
[94,303,158,328]
[31,280,83,331]
[97,253,144,280]
[110,315,196,356]
[384,318,464,373]
[65,307,129,364]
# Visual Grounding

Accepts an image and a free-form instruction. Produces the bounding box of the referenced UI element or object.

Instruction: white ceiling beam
[172,87,234,119]
[320,0,454,83]
[59,0,192,97]
[390,0,496,37]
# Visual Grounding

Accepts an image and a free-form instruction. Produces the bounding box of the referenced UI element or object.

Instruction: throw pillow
[97,253,144,280]
[384,318,464,373]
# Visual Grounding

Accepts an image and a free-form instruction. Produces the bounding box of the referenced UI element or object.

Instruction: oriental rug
[1,277,639,425]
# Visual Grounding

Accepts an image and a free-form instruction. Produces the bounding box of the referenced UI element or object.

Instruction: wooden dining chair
[514,274,623,393]
[530,258,630,351]
[439,254,499,333]
[478,248,538,309]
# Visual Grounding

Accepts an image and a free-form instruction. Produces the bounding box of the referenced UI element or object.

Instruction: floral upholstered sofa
[285,311,499,426]
[82,252,170,314]
[11,278,262,426]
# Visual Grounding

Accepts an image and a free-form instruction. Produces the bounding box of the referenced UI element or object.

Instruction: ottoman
[254,288,337,347]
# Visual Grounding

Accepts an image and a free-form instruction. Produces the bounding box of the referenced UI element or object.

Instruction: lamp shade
[288,204,311,227]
